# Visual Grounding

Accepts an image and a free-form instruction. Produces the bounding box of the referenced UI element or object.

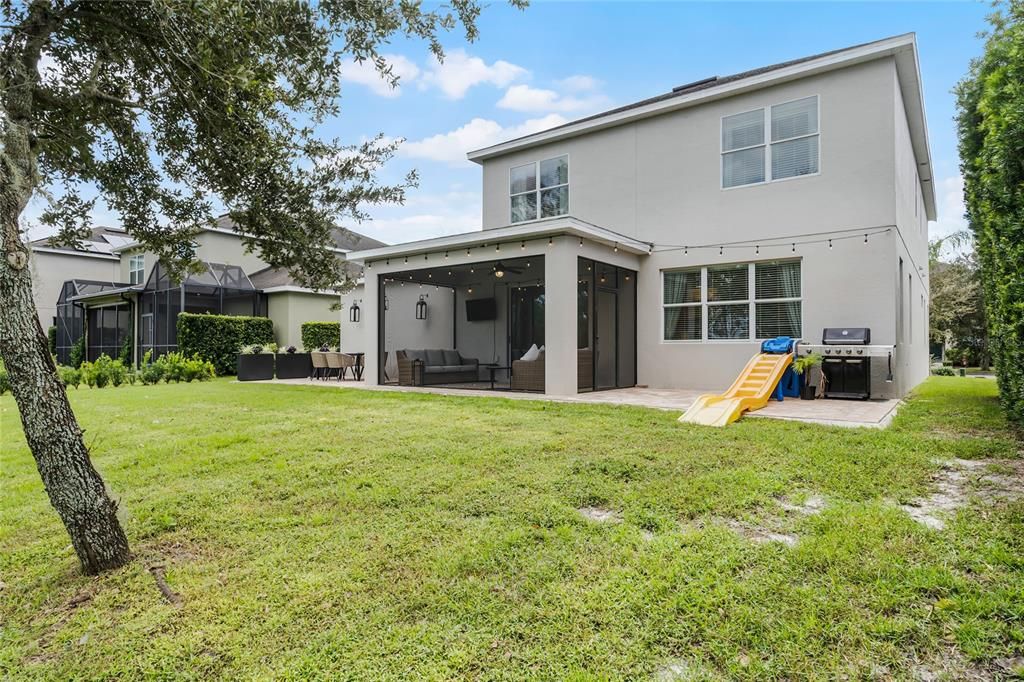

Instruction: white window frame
[129,254,145,285]
[509,154,570,224]
[662,259,802,343]
[721,95,821,190]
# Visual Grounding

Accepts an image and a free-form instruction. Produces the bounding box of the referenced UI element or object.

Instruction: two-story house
[35,216,386,365]
[344,34,933,399]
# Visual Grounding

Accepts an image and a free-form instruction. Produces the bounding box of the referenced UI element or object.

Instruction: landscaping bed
[0,377,1021,679]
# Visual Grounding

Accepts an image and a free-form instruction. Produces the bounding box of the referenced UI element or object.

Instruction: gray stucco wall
[471,56,929,398]
[30,249,120,329]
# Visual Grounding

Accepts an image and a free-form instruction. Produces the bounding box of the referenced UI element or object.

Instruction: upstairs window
[722,96,819,188]
[129,254,145,285]
[771,96,818,180]
[510,155,568,223]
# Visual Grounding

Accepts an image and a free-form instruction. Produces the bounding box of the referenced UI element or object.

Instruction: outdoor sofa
[396,349,479,386]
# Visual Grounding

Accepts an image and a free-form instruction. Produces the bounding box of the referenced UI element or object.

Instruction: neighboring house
[37,216,386,365]
[344,34,933,399]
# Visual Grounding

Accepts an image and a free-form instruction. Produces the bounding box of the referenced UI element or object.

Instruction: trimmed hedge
[177,313,274,375]
[48,325,57,355]
[301,321,340,351]
[957,7,1024,424]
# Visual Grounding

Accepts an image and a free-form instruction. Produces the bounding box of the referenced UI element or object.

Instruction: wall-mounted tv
[465,297,497,321]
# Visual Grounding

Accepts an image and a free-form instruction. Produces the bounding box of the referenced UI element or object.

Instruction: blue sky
[334,1,988,247]
[27,1,989,245]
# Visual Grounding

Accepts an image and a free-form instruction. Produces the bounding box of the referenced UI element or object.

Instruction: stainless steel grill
[796,328,894,400]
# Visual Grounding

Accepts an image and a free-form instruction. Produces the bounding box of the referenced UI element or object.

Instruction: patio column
[544,238,578,396]
[362,269,381,386]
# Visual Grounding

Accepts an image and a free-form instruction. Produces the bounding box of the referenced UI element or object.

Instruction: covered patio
[347,218,649,396]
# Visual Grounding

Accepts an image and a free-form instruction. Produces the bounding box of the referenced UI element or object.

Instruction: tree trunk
[0,1,130,574]
[0,222,131,575]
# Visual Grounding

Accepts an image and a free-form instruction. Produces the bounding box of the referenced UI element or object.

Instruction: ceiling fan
[492,261,525,278]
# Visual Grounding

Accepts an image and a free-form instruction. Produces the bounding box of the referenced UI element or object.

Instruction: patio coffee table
[482,364,511,390]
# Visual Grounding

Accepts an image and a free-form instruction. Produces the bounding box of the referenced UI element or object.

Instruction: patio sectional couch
[511,348,594,392]
[396,349,479,386]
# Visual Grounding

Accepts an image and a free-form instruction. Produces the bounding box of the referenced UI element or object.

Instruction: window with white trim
[721,96,819,188]
[663,260,801,341]
[129,254,145,285]
[510,155,568,223]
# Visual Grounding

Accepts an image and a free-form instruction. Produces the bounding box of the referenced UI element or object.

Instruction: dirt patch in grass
[727,521,798,547]
[777,494,826,516]
[908,645,1014,681]
[900,458,1024,531]
[578,506,623,523]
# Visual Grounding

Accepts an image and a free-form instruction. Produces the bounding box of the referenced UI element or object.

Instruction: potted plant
[237,343,275,381]
[792,353,822,400]
[275,344,312,379]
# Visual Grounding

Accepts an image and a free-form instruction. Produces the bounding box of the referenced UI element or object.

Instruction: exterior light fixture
[864,234,868,244]
[415,295,427,320]
[755,245,759,255]
[792,243,796,253]
[386,259,390,266]
[521,241,525,250]
[467,248,471,256]
[613,243,618,252]
[496,243,500,252]
[579,238,583,247]
[444,251,449,259]
[349,301,361,323]
[404,256,408,264]
[468,287,474,294]
[493,262,506,279]
[828,239,833,250]
[719,246,723,255]
[684,246,688,255]
[548,237,553,247]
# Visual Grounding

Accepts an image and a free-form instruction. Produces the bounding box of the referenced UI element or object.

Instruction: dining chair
[311,352,328,380]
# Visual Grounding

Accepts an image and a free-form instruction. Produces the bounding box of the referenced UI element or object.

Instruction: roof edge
[466,33,918,163]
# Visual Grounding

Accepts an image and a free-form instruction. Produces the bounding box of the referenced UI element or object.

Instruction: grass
[1,377,1022,680]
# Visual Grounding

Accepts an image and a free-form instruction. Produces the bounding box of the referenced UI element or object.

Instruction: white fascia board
[261,285,338,296]
[110,226,352,256]
[346,217,652,263]
[467,34,921,162]
[30,246,120,261]
[893,38,937,220]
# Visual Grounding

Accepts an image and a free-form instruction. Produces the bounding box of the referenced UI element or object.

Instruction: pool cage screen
[55,280,131,365]
[138,261,265,360]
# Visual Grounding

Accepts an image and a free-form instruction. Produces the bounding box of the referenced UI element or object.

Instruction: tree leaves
[2,0,518,290]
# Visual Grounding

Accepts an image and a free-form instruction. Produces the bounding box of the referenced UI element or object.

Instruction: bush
[932,367,956,376]
[78,355,129,389]
[47,326,57,355]
[0,359,8,395]
[301,321,340,351]
[118,332,133,366]
[957,10,1024,423]
[69,335,85,369]
[59,365,82,389]
[138,350,216,384]
[177,312,274,375]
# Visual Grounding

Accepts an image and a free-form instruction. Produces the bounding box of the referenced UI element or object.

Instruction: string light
[386,259,390,266]
[684,246,688,255]
[791,243,796,253]
[424,253,428,261]
[828,239,833,250]
[404,256,408,264]
[719,246,723,255]
[521,241,525,250]
[613,243,618,252]
[548,237,553,247]
[864,234,868,244]
[496,243,500,252]
[444,251,449,260]
[579,238,584,247]
[755,245,759,255]
[466,248,471,256]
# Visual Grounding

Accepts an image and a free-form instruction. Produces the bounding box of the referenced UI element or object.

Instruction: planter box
[275,353,312,379]
[237,354,274,381]
[800,384,817,400]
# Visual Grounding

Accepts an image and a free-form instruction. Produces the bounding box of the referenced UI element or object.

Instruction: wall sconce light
[349,300,361,323]
[415,295,427,320]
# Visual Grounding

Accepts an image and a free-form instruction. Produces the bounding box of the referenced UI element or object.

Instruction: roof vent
[673,76,718,93]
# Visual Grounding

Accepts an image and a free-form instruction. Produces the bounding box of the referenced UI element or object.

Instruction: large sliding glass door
[578,258,636,391]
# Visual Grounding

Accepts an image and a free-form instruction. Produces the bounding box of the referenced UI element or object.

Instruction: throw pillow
[521,344,540,362]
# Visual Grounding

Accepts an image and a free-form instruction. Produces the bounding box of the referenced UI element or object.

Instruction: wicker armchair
[511,348,593,392]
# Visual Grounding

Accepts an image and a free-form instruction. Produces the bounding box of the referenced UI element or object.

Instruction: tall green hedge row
[177,313,274,375]
[956,3,1024,424]
[301,321,340,351]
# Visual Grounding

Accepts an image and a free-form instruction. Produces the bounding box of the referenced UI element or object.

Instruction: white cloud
[929,175,968,241]
[401,114,569,165]
[557,75,601,92]
[341,54,421,98]
[497,84,609,114]
[419,49,528,99]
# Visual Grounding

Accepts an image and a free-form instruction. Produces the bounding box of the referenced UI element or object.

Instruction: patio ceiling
[381,255,543,289]
[347,216,652,264]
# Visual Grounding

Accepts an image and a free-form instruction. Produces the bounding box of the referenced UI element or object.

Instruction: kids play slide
[678,352,793,427]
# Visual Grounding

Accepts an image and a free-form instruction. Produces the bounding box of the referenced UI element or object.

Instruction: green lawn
[1,378,1022,680]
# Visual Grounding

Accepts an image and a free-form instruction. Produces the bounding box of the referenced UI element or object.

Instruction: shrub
[177,312,274,375]
[59,365,82,389]
[932,366,956,376]
[69,335,85,369]
[118,332,133,366]
[47,326,57,355]
[301,321,340,351]
[0,360,8,395]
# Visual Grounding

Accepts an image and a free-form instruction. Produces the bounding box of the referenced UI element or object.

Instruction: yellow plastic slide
[678,352,793,427]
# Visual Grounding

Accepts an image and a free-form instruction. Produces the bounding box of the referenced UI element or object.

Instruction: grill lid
[822,327,871,345]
